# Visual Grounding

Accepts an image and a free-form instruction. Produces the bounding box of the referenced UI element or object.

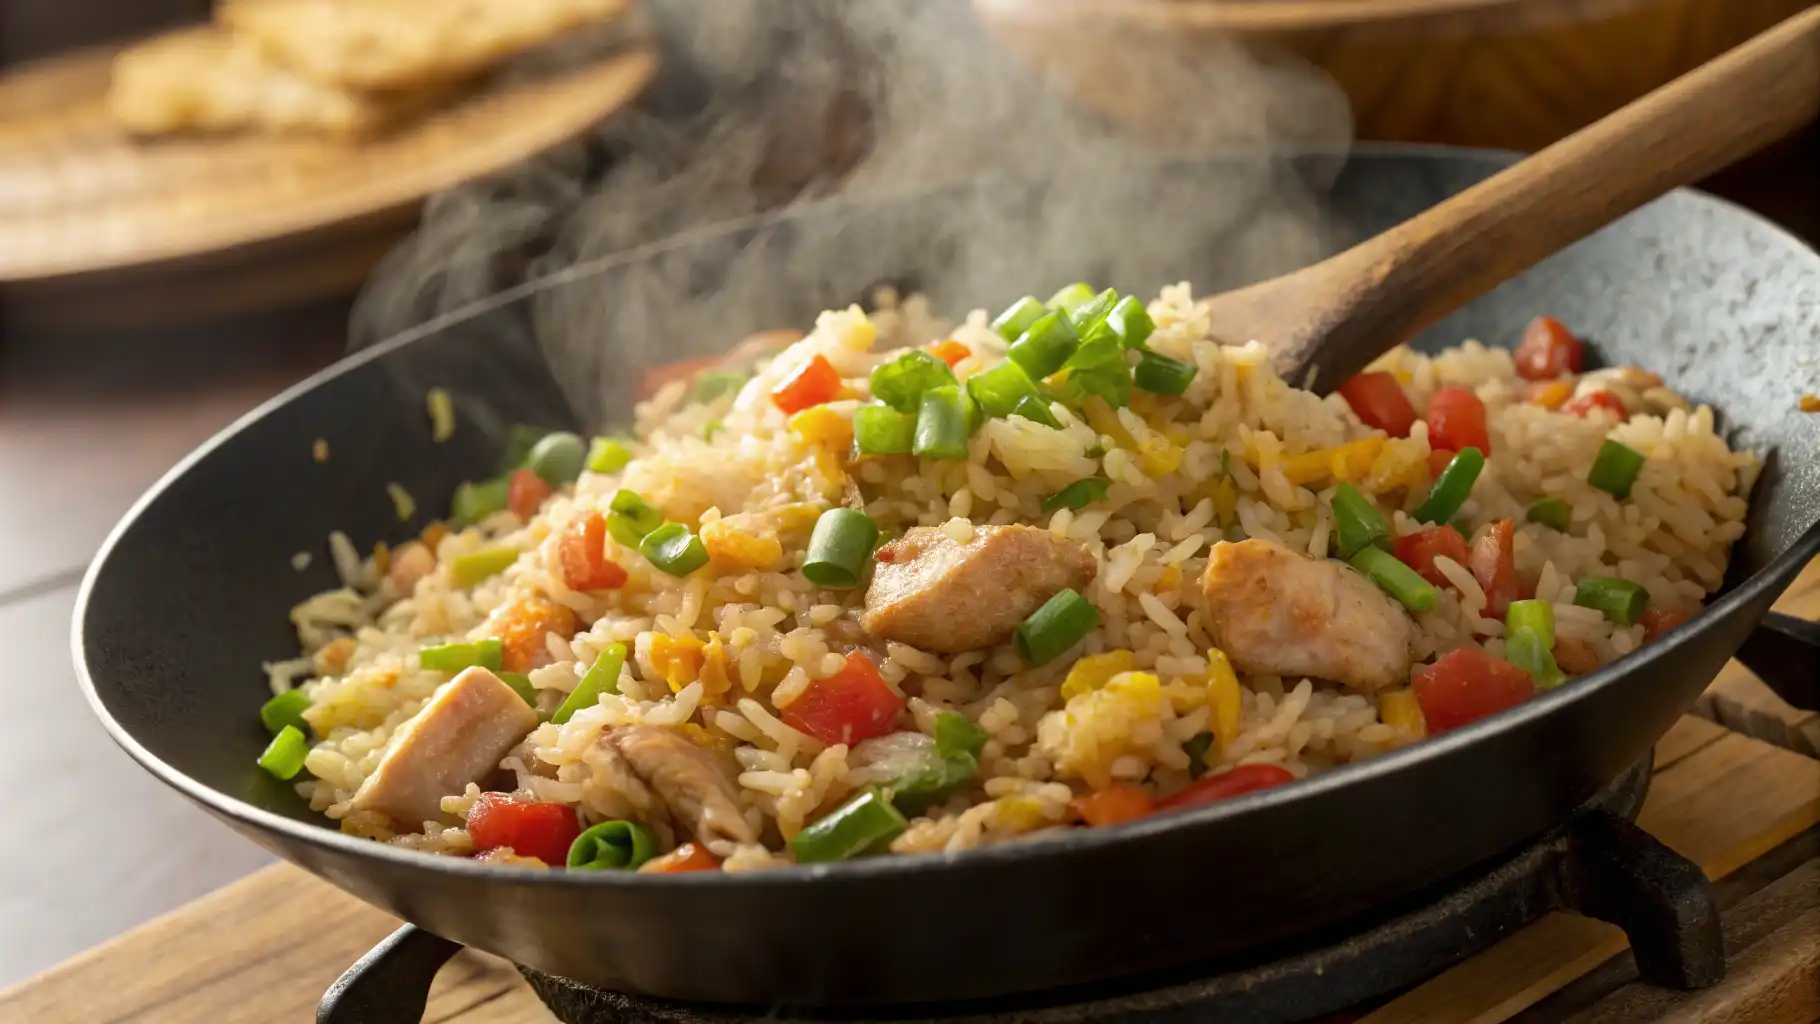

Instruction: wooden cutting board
[0,22,656,329]
[0,713,1812,1024]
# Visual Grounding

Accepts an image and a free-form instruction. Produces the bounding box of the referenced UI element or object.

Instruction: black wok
[74,147,1820,1009]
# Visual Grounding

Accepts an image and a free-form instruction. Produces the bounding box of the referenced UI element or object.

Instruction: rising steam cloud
[350,0,1354,427]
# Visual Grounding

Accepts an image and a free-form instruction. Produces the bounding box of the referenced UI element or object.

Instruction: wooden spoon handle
[1277,6,1820,385]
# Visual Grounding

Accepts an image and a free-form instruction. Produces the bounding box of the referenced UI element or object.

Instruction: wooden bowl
[972,0,1816,152]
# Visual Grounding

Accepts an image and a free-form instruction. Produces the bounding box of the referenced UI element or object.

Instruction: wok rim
[71,142,1820,893]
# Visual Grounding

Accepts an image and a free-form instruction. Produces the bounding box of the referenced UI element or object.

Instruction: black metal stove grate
[319,756,1726,1024]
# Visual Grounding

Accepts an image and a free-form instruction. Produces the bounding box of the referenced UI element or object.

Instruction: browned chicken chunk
[862,525,1097,653]
[347,666,539,830]
[603,726,755,845]
[1199,538,1415,693]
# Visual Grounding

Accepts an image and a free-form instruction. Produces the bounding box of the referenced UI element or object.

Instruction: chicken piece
[1199,538,1415,694]
[602,726,756,845]
[862,525,1097,653]
[347,667,538,830]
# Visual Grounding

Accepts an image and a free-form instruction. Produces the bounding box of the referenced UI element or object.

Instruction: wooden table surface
[0,306,344,987]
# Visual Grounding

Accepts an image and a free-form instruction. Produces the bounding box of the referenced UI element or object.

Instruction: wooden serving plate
[0,30,657,332]
[973,0,1816,152]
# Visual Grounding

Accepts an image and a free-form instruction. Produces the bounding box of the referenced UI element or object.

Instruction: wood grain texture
[1697,557,1820,756]
[0,35,656,283]
[1192,5,1820,383]
[973,0,1819,153]
[5,716,1807,1024]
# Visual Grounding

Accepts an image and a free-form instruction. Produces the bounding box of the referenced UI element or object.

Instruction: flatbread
[217,0,630,91]
[107,27,443,138]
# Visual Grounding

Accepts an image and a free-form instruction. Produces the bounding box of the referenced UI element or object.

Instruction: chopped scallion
[586,435,635,474]
[1011,394,1061,428]
[526,432,587,486]
[1067,288,1119,330]
[965,360,1042,420]
[639,522,709,577]
[1007,310,1080,380]
[1040,478,1110,513]
[1331,482,1390,559]
[1014,588,1099,665]
[933,711,990,759]
[451,547,520,586]
[852,403,917,456]
[257,725,309,780]
[990,296,1048,341]
[1106,295,1154,349]
[1505,599,1556,649]
[870,350,957,414]
[1351,546,1439,613]
[1587,440,1645,500]
[802,508,879,589]
[607,489,663,547]
[791,790,908,863]
[1133,349,1197,396]
[568,820,656,871]
[913,386,974,461]
[498,671,539,710]
[1526,497,1570,531]
[1574,576,1649,625]
[419,637,504,674]
[691,371,748,405]
[552,643,626,724]
[1046,282,1096,313]
[1414,447,1485,525]
[450,477,509,525]
[1506,630,1566,691]
[259,689,312,737]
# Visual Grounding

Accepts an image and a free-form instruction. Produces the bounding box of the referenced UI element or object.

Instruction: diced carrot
[926,339,971,367]
[1554,636,1602,675]
[485,594,579,673]
[1641,607,1692,644]
[770,354,842,415]
[507,468,551,520]
[558,512,628,592]
[639,841,721,873]
[1070,783,1155,827]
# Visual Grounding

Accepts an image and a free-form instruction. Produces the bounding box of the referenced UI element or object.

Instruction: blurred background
[0,0,1816,989]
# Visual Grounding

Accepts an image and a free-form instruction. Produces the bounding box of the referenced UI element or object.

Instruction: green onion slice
[639,522,709,577]
[1133,349,1197,396]
[257,725,310,780]
[568,820,656,870]
[526,432,588,486]
[1351,546,1439,613]
[691,371,748,405]
[419,637,504,674]
[1011,394,1061,428]
[451,547,520,587]
[933,711,990,759]
[552,643,627,724]
[990,296,1048,341]
[1331,482,1391,559]
[852,403,917,456]
[1106,295,1155,349]
[913,386,974,461]
[803,508,880,589]
[1046,282,1096,313]
[450,478,510,526]
[870,350,957,413]
[1041,478,1110,513]
[1574,576,1650,626]
[498,671,539,710]
[1007,310,1081,381]
[965,360,1042,420]
[607,489,664,547]
[1526,497,1569,531]
[1587,440,1645,500]
[1067,288,1119,330]
[791,790,908,863]
[1414,447,1485,525]
[586,436,636,474]
[260,689,312,737]
[1506,630,1567,691]
[1014,588,1100,665]
[1505,599,1556,649]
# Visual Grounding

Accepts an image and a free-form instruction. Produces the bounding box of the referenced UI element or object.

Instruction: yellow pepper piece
[995,795,1050,833]
[1363,441,1426,496]
[846,310,877,350]
[1061,650,1136,701]
[1207,648,1242,750]
[1082,398,1136,449]
[1105,671,1162,708]
[648,634,705,693]
[1137,437,1183,478]
[790,405,852,451]
[1279,437,1386,487]
[700,517,784,571]
[1378,688,1426,742]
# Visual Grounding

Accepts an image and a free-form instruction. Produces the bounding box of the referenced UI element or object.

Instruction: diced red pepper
[770,354,842,416]
[507,468,552,520]
[1513,316,1586,381]
[1070,783,1156,827]
[1394,526,1472,588]
[1425,386,1491,454]
[1338,372,1417,438]
[1411,647,1534,733]
[1427,448,1458,478]
[926,339,971,367]
[466,794,582,865]
[558,512,628,592]
[1641,607,1692,644]
[1562,390,1628,421]
[638,842,721,874]
[1469,518,1520,619]
[780,651,905,745]
[1155,764,1296,811]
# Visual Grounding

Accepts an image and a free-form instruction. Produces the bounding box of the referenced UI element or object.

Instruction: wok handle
[317,925,463,1024]
[1732,611,1820,712]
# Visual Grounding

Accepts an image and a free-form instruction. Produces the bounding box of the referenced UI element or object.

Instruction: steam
[350,0,1353,426]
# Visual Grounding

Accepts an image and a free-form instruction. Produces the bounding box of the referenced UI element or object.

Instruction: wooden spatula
[1209,5,1820,392]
